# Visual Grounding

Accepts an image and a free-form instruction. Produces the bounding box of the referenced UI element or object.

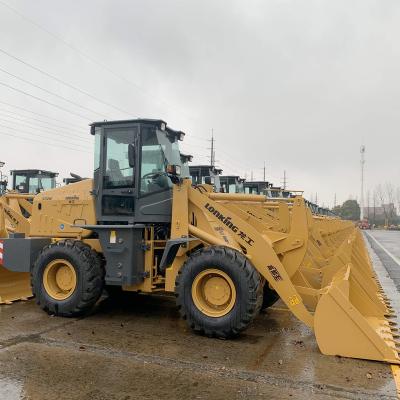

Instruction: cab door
[98,125,138,223]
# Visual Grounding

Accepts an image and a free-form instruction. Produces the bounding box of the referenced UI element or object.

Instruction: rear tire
[175,246,263,338]
[32,240,104,317]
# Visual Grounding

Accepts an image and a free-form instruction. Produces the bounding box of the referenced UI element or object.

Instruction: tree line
[332,183,400,225]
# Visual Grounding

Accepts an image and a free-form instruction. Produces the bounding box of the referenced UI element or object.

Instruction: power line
[0,115,92,144]
[0,81,91,120]
[0,108,89,139]
[0,108,82,132]
[0,65,106,118]
[0,124,91,153]
[0,47,132,117]
[0,100,85,129]
[0,121,91,150]
[0,109,88,143]
[0,0,194,120]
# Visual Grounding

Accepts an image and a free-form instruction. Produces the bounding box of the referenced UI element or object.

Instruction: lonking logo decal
[204,203,254,246]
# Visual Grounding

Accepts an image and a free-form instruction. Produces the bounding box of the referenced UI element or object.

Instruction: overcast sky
[0,0,399,207]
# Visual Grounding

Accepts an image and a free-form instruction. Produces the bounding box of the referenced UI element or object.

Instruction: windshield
[39,177,55,191]
[14,174,55,193]
[140,128,181,195]
[213,175,221,192]
[156,130,181,166]
[29,176,55,193]
[236,181,244,193]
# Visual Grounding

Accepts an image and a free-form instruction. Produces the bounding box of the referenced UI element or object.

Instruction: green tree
[339,199,360,221]
[332,205,342,216]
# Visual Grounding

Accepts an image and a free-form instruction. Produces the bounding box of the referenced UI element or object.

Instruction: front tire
[262,284,280,309]
[175,246,263,338]
[32,240,104,317]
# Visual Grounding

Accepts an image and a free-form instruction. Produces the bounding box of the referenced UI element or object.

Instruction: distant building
[363,203,397,220]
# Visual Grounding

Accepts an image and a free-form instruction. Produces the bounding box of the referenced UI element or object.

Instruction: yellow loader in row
[0,118,398,364]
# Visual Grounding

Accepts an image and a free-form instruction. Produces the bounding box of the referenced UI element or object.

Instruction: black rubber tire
[175,246,263,338]
[31,240,104,317]
[262,284,280,309]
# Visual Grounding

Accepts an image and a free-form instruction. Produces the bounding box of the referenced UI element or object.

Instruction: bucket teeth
[384,313,396,318]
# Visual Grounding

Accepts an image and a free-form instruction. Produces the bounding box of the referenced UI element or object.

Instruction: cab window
[15,175,28,192]
[140,127,170,195]
[104,129,135,189]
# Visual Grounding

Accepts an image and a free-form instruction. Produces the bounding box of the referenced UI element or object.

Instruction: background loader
[219,175,245,193]
[10,169,58,194]
[189,164,222,190]
[0,118,398,364]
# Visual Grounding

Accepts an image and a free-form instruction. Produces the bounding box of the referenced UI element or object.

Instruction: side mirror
[128,143,135,168]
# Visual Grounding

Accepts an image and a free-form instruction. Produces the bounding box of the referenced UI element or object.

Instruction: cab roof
[10,169,58,177]
[89,119,185,139]
[90,118,166,128]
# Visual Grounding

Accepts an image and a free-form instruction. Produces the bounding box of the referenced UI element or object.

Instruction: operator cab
[91,119,184,224]
[219,175,245,194]
[189,165,222,191]
[10,169,58,194]
[265,186,292,198]
[244,181,271,195]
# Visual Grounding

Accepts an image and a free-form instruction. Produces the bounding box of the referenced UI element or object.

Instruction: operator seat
[107,159,125,185]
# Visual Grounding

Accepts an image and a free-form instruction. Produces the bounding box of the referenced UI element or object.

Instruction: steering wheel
[142,171,165,180]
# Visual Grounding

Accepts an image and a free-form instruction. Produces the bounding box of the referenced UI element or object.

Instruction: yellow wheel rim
[191,268,236,317]
[43,259,77,300]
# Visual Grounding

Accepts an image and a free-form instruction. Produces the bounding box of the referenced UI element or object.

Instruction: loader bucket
[185,187,399,364]
[314,265,400,363]
[0,266,31,304]
[0,194,33,304]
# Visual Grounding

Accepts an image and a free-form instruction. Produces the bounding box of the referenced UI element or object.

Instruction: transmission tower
[209,129,215,166]
[282,170,287,189]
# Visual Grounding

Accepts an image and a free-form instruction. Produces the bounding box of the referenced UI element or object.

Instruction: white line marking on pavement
[365,231,400,267]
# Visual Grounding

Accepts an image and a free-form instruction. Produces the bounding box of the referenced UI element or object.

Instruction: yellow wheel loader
[0,118,398,364]
[10,169,58,194]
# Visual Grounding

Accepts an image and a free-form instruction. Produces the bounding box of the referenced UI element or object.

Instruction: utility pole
[251,170,253,181]
[315,192,318,205]
[360,145,365,220]
[263,162,266,182]
[334,193,337,209]
[373,191,376,226]
[209,129,215,167]
[282,170,287,189]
